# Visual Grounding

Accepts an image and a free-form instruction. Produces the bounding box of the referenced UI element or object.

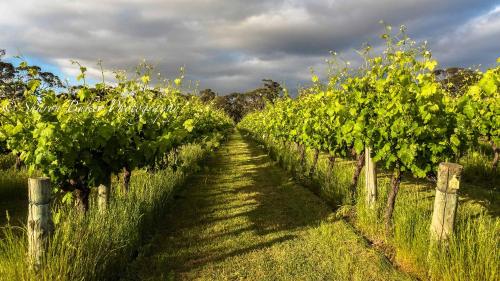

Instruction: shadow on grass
[459,183,500,217]
[175,235,297,272]
[125,133,332,279]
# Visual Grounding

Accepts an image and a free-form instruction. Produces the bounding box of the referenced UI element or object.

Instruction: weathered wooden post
[97,177,111,212]
[365,147,377,208]
[122,166,131,194]
[27,177,53,270]
[430,162,462,242]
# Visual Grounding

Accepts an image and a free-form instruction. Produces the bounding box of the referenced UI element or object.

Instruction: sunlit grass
[244,131,499,281]
[1,130,496,280]
[0,140,217,281]
[125,132,412,280]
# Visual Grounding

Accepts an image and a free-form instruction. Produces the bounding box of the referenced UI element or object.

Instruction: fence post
[365,147,377,208]
[27,177,53,271]
[430,162,462,242]
[98,179,111,212]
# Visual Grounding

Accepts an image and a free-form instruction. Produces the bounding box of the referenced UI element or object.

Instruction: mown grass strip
[125,133,412,281]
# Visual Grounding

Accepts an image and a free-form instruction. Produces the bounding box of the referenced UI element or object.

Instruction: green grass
[245,132,499,281]
[0,139,220,281]
[0,169,31,226]
[125,132,412,280]
[461,143,499,187]
[2,130,495,280]
[0,153,16,170]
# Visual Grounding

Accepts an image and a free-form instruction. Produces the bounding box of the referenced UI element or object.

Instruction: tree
[213,80,284,122]
[434,67,480,97]
[0,49,64,100]
[200,88,217,103]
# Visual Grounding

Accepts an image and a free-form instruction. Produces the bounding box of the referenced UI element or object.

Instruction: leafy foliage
[238,26,499,231]
[211,79,284,122]
[0,50,64,100]
[0,60,233,196]
[456,64,499,146]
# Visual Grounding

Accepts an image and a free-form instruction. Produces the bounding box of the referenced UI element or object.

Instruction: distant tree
[434,67,480,97]
[297,86,315,99]
[212,79,284,122]
[0,49,64,159]
[260,79,283,103]
[0,49,64,99]
[200,88,217,103]
[213,92,243,121]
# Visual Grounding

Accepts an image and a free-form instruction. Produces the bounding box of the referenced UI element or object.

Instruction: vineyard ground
[123,133,412,280]
[242,133,499,280]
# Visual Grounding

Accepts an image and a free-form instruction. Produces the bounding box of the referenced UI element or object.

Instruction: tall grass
[265,140,354,207]
[0,154,16,170]
[0,169,32,226]
[0,169,30,199]
[243,131,499,281]
[0,139,220,281]
[460,143,499,186]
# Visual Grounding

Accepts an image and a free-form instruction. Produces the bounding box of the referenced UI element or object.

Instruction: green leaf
[77,88,90,101]
[421,83,437,97]
[183,119,194,132]
[450,134,460,147]
[354,139,364,154]
[463,103,475,119]
[480,78,497,94]
[424,60,437,71]
[62,193,73,205]
[27,79,41,92]
[141,75,150,84]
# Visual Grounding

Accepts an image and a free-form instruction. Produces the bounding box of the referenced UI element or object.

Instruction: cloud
[433,5,500,68]
[0,0,498,93]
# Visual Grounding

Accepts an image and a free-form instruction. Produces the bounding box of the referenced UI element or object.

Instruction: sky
[1,0,499,94]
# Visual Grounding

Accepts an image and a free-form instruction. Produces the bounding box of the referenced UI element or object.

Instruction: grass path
[125,133,413,281]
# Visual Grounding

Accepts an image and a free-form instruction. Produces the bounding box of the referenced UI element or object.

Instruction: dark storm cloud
[1,0,499,93]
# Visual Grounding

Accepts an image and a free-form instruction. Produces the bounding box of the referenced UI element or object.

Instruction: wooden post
[27,178,53,271]
[430,162,463,242]
[97,176,111,212]
[491,141,498,171]
[365,147,377,208]
[74,184,90,213]
[122,166,131,194]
